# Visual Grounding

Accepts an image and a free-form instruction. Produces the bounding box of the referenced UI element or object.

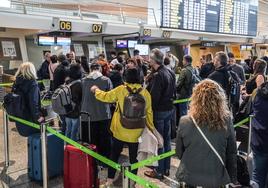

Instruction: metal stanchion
[122,162,130,188]
[3,110,10,167]
[247,114,254,161]
[41,123,48,188]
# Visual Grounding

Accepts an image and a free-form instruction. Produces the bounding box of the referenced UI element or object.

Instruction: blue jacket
[251,82,268,153]
[13,76,41,136]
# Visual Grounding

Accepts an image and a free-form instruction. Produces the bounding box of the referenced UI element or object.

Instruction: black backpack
[119,86,146,129]
[3,85,25,119]
[227,71,241,107]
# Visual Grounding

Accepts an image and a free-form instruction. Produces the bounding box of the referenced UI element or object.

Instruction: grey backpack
[52,80,80,115]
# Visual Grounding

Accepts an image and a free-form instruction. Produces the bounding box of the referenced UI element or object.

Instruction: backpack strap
[125,85,143,94]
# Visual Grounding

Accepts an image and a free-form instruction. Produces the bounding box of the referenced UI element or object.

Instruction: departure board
[162,0,258,36]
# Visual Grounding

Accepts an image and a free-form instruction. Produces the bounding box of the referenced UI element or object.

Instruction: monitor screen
[116,40,128,48]
[246,45,253,50]
[162,0,258,36]
[128,40,138,48]
[135,44,149,55]
[241,45,247,51]
[38,36,55,46]
[57,37,71,46]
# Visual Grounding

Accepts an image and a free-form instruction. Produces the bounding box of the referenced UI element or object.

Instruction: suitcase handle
[79,111,91,143]
[80,111,90,116]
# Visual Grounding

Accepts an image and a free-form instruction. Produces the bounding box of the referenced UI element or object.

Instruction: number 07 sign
[92,24,102,33]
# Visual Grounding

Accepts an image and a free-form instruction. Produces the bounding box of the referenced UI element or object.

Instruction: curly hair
[189,79,231,130]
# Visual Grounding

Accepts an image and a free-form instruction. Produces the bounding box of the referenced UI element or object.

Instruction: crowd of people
[11,48,268,187]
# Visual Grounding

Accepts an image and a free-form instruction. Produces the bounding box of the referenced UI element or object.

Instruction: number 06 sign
[59,21,72,31]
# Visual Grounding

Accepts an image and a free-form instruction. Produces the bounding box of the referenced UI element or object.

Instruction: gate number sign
[59,21,72,31]
[92,24,103,33]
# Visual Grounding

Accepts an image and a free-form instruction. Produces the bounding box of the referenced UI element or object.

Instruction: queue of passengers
[11,49,268,188]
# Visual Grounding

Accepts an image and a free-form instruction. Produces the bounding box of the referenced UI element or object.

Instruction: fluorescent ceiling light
[1,0,11,8]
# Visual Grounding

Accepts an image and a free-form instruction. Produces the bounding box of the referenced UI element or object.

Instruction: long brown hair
[189,79,231,130]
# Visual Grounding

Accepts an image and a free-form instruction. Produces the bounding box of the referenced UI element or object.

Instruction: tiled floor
[0,110,181,188]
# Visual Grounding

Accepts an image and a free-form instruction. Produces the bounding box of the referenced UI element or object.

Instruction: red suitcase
[64,144,99,188]
[64,112,99,188]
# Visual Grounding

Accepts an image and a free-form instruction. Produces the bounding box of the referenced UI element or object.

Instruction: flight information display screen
[161,0,258,36]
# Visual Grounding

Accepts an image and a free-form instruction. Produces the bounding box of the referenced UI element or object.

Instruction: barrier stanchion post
[41,123,48,188]
[247,114,254,161]
[122,162,131,188]
[3,110,10,167]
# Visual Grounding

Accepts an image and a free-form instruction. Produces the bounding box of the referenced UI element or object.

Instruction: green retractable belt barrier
[8,115,40,130]
[6,113,250,188]
[46,126,121,171]
[233,117,250,128]
[6,114,159,187]
[131,150,176,171]
[0,80,47,87]
[173,98,191,104]
[124,170,159,188]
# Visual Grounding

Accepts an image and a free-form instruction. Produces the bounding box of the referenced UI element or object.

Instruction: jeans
[108,137,138,179]
[65,117,79,141]
[252,150,268,188]
[154,110,173,175]
[178,102,189,117]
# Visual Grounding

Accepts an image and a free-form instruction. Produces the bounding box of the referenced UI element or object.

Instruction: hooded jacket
[13,76,41,136]
[251,82,268,153]
[81,71,113,122]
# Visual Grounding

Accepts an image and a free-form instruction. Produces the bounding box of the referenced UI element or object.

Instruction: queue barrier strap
[131,150,176,171]
[6,114,158,187]
[125,170,159,188]
[233,117,250,128]
[173,98,191,104]
[6,111,251,187]
[0,80,47,87]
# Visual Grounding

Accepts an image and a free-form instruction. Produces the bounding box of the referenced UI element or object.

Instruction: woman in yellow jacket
[91,68,154,186]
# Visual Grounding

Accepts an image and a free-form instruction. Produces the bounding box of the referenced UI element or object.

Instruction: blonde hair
[189,79,231,130]
[15,62,37,80]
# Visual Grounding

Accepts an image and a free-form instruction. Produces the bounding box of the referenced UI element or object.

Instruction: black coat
[13,76,42,136]
[53,64,69,90]
[199,63,215,79]
[208,66,230,92]
[147,65,176,111]
[37,60,50,79]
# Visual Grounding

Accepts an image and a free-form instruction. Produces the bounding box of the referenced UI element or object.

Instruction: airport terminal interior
[0,0,268,188]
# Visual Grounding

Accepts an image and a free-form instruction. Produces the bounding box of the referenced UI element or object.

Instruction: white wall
[26,39,51,68]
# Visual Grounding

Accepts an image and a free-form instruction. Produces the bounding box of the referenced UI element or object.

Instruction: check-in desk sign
[92,24,103,33]
[162,30,172,38]
[59,21,72,31]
